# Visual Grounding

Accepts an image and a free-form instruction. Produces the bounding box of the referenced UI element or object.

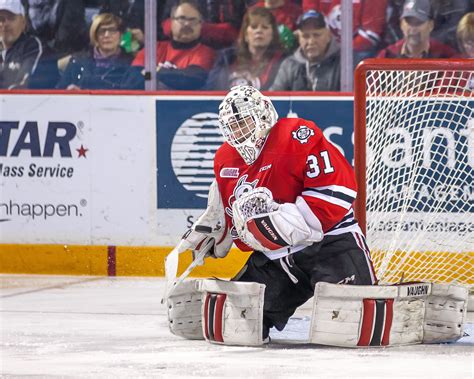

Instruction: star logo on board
[292,125,314,144]
[77,145,88,158]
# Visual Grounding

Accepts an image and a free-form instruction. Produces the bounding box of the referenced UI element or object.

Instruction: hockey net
[354,59,473,288]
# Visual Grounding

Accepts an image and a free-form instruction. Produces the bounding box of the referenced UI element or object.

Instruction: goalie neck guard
[218,85,278,165]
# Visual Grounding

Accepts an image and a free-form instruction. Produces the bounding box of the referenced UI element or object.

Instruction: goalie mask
[218,85,278,165]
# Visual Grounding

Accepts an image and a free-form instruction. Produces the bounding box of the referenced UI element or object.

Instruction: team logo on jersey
[292,125,315,144]
[220,167,239,178]
[225,175,259,239]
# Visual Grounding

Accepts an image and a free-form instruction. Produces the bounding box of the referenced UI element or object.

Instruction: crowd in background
[0,0,473,91]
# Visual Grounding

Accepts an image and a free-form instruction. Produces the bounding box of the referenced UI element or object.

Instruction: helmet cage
[218,86,278,165]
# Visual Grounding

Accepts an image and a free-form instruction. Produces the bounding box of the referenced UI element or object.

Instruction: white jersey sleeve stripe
[307,185,357,198]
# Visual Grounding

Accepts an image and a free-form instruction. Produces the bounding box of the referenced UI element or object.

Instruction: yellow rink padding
[116,246,251,277]
[2,244,472,285]
[371,250,474,286]
[0,244,251,278]
[0,244,109,275]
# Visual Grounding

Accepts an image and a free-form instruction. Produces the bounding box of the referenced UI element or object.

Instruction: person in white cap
[0,0,57,88]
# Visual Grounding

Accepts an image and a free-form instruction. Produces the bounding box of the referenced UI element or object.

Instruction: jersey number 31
[306,151,335,178]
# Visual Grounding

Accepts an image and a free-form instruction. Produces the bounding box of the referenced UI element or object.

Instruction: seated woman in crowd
[56,13,133,90]
[206,7,284,90]
[456,12,474,58]
[452,12,474,91]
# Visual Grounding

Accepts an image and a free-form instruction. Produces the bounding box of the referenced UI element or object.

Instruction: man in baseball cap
[270,9,341,91]
[400,0,431,23]
[0,0,59,88]
[0,0,26,50]
[377,0,455,58]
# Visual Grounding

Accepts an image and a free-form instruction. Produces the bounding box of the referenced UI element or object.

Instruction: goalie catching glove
[232,187,323,252]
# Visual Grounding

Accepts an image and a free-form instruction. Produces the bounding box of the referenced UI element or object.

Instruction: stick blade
[161,247,181,303]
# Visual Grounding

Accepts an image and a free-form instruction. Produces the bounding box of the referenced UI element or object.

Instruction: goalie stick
[161,234,211,304]
[161,180,231,303]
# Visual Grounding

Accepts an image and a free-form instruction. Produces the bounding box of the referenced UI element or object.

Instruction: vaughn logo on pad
[400,283,431,297]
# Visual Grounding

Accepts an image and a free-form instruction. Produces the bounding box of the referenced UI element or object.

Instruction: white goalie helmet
[218,85,278,165]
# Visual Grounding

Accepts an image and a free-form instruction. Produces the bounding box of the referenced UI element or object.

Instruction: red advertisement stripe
[203,293,211,340]
[107,246,116,276]
[358,299,375,346]
[382,299,394,346]
[213,294,227,343]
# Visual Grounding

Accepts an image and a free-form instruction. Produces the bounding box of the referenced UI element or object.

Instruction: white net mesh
[363,67,473,286]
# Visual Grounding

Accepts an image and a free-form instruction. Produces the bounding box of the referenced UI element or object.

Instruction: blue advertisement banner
[156,97,354,209]
[367,99,473,214]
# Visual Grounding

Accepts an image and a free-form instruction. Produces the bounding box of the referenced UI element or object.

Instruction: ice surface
[1,275,473,378]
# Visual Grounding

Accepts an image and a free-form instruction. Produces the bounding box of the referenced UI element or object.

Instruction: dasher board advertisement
[0,94,157,245]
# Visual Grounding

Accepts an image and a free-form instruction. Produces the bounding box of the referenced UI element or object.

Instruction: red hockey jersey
[214,117,359,252]
[132,40,215,71]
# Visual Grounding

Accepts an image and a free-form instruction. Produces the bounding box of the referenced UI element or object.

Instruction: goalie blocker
[167,280,468,347]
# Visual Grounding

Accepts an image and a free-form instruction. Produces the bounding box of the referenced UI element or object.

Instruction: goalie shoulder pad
[309,282,468,347]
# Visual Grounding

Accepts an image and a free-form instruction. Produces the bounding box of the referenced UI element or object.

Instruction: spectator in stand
[457,12,474,92]
[251,0,302,31]
[384,0,469,50]
[0,0,58,88]
[450,12,474,91]
[122,0,215,90]
[206,7,284,90]
[56,13,133,90]
[24,0,89,56]
[270,9,340,91]
[456,12,474,58]
[302,0,388,62]
[99,0,168,51]
[377,0,456,58]
[161,0,249,49]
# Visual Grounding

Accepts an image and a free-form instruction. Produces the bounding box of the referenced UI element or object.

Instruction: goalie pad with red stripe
[309,282,468,347]
[197,279,266,346]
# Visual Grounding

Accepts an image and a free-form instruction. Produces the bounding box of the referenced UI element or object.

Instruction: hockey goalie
[165,85,468,347]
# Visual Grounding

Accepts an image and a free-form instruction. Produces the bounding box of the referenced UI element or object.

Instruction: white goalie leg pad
[309,282,468,347]
[167,279,204,340]
[196,279,266,346]
[422,283,468,344]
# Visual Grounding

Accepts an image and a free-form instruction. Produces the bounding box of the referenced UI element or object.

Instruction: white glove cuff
[294,196,324,242]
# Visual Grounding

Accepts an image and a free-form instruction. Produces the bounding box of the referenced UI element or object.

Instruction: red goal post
[353,58,473,286]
